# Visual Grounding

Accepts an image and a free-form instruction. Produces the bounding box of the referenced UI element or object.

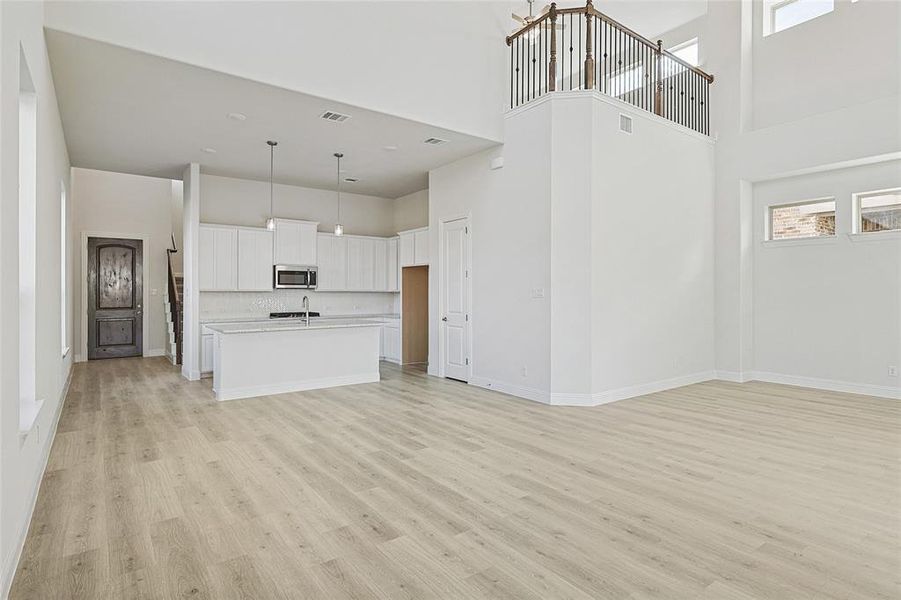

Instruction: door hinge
[465,226,469,234]
[465,269,469,278]
[465,357,469,365]
[465,314,469,322]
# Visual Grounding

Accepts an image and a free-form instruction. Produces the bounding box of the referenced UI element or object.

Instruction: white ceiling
[46,30,498,199]
[511,1,708,39]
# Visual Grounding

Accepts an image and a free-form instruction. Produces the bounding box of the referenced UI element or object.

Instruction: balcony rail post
[584,1,595,89]
[549,3,558,92]
[654,39,663,116]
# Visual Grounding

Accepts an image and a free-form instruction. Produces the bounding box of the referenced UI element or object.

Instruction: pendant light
[333,152,344,236]
[265,140,277,230]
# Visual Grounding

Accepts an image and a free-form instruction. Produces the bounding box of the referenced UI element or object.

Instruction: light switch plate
[531,288,545,298]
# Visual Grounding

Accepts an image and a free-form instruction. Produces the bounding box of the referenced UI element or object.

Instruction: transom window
[764,0,835,36]
[853,188,901,233]
[768,198,836,240]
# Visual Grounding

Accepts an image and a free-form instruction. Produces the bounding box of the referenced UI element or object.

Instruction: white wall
[200,173,397,237]
[751,0,899,129]
[590,98,716,399]
[429,93,715,405]
[393,189,429,232]
[43,1,509,141]
[696,0,901,395]
[753,161,900,395]
[429,99,552,401]
[71,168,182,360]
[0,1,73,594]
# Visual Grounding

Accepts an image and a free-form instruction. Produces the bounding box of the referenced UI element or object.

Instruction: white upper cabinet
[398,227,429,267]
[273,218,318,266]
[373,238,388,292]
[237,228,274,291]
[317,233,347,291]
[201,224,272,292]
[387,237,399,292]
[199,224,238,291]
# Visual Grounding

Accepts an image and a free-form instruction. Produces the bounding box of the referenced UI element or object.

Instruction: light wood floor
[10,357,900,599]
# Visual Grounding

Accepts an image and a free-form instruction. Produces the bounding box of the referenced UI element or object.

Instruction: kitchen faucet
[302,296,310,326]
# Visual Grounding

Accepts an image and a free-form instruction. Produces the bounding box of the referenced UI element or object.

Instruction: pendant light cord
[336,154,341,224]
[269,142,274,218]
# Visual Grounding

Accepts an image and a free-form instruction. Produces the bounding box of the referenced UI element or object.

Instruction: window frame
[764,0,835,37]
[765,196,837,242]
[851,187,901,235]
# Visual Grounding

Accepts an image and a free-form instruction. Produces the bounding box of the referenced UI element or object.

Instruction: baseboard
[552,371,718,406]
[469,377,551,404]
[216,372,381,402]
[74,353,85,363]
[143,348,166,358]
[714,370,753,383]
[181,367,201,381]
[2,364,72,598]
[748,371,900,400]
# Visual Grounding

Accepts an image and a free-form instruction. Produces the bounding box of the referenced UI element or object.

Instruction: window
[60,181,68,356]
[668,38,699,67]
[853,188,901,233]
[609,64,645,97]
[19,45,40,430]
[764,0,834,36]
[768,198,836,240]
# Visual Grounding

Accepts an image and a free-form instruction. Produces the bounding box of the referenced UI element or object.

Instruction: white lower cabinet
[380,321,400,363]
[201,333,214,374]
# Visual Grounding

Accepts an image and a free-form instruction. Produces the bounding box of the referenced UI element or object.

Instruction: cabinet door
[373,239,388,292]
[331,235,347,290]
[345,237,362,290]
[413,229,429,265]
[215,228,238,290]
[359,238,375,291]
[297,222,318,265]
[316,234,332,290]
[201,335,214,373]
[385,326,400,361]
[274,219,303,265]
[237,228,273,291]
[387,238,399,292]
[399,232,414,267]
[199,226,216,291]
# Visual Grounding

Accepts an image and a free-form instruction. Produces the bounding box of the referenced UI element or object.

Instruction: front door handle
[441,316,448,322]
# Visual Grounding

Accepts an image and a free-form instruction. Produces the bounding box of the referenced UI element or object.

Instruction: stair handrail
[166,237,182,364]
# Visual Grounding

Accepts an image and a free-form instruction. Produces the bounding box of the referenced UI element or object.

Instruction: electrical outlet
[889,365,898,377]
[531,288,545,299]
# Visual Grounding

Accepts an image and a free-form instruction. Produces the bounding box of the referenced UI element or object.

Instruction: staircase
[166,247,183,365]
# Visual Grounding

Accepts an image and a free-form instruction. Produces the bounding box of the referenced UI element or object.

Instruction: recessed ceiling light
[423,137,448,145]
[383,145,398,151]
[344,177,359,183]
[201,147,217,154]
[226,112,247,121]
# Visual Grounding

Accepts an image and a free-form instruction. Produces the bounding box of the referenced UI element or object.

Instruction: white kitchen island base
[208,320,381,401]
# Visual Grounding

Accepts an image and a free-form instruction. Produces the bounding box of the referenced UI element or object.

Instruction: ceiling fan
[511,0,564,34]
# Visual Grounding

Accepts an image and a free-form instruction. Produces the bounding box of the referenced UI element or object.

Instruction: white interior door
[441,217,470,381]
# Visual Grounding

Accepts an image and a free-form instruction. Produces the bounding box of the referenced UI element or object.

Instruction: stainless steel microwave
[273,265,318,289]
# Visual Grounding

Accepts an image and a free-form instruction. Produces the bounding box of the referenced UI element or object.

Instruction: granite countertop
[200,313,400,324]
[205,318,384,335]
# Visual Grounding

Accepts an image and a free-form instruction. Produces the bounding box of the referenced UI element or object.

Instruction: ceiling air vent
[423,137,448,145]
[320,110,352,123]
[619,114,633,134]
[343,177,358,183]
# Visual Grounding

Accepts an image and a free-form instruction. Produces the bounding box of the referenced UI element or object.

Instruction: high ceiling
[46,30,498,199]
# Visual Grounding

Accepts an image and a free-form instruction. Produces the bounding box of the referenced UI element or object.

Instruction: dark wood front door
[87,237,143,360]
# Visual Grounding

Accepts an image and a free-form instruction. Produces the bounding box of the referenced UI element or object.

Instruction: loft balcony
[506,0,715,135]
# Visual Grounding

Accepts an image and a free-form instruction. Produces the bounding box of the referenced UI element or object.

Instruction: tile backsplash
[201,290,399,320]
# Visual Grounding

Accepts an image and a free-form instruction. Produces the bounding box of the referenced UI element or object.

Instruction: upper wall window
[854,188,901,233]
[668,38,699,67]
[768,198,836,240]
[764,0,835,36]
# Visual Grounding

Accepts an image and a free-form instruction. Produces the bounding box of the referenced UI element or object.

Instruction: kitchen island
[205,319,382,401]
